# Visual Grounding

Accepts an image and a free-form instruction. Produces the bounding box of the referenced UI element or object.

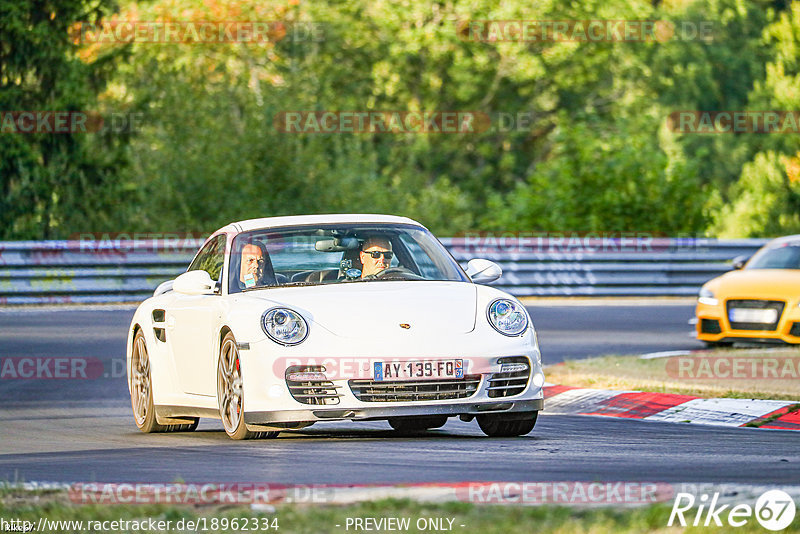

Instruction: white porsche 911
[126,214,544,439]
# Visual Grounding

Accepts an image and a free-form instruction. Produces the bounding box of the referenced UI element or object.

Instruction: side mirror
[173,270,217,295]
[731,255,750,270]
[466,259,502,284]
[153,279,174,297]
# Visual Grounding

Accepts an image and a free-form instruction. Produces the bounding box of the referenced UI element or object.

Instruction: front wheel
[477,411,538,437]
[217,332,279,440]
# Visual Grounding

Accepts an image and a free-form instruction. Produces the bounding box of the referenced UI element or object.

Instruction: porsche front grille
[487,357,530,398]
[285,366,342,405]
[349,376,481,402]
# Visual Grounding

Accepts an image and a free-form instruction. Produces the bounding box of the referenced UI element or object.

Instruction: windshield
[228,223,469,293]
[746,242,800,270]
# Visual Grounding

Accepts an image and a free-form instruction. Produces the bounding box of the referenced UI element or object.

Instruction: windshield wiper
[279,281,329,287]
[240,281,319,291]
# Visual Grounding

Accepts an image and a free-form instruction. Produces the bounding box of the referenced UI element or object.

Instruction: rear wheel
[388,415,448,433]
[477,411,537,437]
[130,329,198,433]
[217,332,279,440]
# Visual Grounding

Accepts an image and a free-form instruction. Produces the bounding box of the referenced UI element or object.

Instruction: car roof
[216,214,427,234]
[767,234,800,247]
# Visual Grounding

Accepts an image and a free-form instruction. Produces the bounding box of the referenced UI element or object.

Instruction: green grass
[2,492,799,533]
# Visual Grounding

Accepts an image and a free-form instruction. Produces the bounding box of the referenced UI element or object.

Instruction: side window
[188,234,226,282]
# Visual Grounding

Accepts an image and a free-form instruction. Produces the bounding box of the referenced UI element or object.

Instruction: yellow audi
[696,235,800,346]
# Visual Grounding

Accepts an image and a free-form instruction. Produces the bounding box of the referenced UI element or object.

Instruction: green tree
[713,1,800,236]
[7,0,791,239]
[0,0,127,239]
[646,0,777,198]
[482,115,706,234]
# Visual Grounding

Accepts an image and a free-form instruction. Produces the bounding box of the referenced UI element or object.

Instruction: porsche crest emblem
[399,323,411,329]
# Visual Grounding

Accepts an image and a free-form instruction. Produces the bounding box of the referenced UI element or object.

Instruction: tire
[217,332,279,440]
[477,411,538,437]
[130,329,198,433]
[388,415,448,433]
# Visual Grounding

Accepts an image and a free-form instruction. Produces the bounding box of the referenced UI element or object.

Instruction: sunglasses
[362,250,393,260]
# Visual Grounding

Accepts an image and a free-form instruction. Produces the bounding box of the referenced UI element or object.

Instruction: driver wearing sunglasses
[359,236,394,278]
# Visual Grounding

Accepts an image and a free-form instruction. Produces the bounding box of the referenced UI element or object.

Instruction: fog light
[500,362,529,373]
[286,372,328,382]
[531,372,545,387]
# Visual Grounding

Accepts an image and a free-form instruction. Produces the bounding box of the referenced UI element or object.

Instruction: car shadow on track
[186,426,541,442]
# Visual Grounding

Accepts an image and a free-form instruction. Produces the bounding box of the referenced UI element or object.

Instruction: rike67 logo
[669,489,796,531]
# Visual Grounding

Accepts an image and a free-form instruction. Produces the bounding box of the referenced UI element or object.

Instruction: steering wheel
[375,267,424,280]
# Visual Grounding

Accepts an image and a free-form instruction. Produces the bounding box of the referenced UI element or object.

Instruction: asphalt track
[1,303,798,486]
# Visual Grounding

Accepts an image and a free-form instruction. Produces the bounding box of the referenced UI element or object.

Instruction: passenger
[240,243,265,289]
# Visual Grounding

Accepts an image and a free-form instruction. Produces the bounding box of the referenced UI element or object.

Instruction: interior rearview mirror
[315,237,360,252]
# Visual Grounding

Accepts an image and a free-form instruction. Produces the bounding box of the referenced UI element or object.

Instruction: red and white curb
[544,385,800,430]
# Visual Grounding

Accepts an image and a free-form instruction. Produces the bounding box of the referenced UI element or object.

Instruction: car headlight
[261,308,308,345]
[698,287,718,306]
[487,299,528,336]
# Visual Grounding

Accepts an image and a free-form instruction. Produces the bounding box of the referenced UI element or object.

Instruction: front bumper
[696,298,800,344]
[237,333,544,425]
[244,398,543,425]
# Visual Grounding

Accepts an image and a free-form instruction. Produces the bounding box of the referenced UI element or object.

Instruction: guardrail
[0,237,768,304]
[442,237,767,298]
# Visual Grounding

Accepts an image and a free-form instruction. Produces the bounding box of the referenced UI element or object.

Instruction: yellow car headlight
[698,287,718,306]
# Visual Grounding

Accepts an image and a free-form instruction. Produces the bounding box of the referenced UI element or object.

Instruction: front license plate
[729,308,778,324]
[373,360,463,381]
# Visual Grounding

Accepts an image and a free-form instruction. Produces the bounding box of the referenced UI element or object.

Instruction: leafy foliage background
[1,0,799,239]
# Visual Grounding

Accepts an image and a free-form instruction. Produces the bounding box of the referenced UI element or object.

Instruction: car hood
[241,281,477,338]
[710,269,800,300]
